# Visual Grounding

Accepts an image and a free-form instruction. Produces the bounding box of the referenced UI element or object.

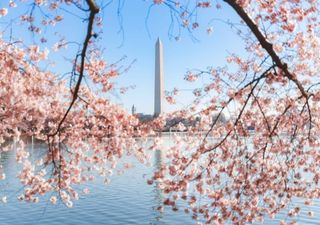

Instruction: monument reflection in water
[0,138,320,225]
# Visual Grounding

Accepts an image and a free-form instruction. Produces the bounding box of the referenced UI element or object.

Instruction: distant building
[136,113,154,122]
[164,113,226,132]
[131,105,136,115]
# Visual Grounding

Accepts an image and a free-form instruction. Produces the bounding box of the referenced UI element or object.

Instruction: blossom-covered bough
[1,0,320,225]
[148,0,320,224]
[0,0,152,208]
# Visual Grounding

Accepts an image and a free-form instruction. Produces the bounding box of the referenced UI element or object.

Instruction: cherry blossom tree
[149,1,320,224]
[0,0,153,208]
[1,0,320,225]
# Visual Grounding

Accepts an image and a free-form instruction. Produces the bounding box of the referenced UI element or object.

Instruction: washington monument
[154,38,164,117]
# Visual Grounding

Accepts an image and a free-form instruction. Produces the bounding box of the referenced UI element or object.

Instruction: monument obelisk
[154,38,164,117]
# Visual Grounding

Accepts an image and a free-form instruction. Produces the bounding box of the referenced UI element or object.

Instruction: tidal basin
[0,136,319,225]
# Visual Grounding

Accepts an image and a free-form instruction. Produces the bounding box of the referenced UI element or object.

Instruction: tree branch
[223,0,309,99]
[51,0,99,136]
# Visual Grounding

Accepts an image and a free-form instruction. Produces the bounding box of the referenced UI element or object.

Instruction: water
[0,139,196,225]
[0,138,319,225]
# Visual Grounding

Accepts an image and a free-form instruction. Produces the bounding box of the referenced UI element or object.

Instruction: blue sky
[0,0,246,114]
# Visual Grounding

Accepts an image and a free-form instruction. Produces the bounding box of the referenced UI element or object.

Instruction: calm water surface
[0,137,319,225]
